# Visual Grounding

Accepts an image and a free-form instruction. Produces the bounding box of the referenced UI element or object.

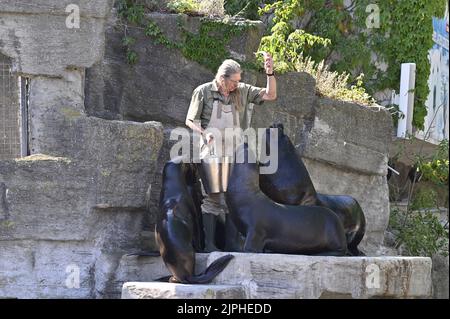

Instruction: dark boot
[202,213,219,252]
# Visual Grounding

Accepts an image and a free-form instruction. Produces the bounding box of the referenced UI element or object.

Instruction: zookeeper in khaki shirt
[185,55,277,253]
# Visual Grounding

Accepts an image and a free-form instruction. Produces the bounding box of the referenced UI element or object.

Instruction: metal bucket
[199,142,233,194]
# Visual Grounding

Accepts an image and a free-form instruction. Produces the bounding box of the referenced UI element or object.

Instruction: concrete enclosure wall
[1,1,393,298]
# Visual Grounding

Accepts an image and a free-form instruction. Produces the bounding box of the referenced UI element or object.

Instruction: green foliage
[179,18,251,71]
[117,0,181,65]
[116,0,254,70]
[388,139,449,258]
[305,4,376,84]
[117,0,146,64]
[257,0,373,104]
[390,207,448,257]
[144,20,180,48]
[122,35,136,47]
[260,28,330,73]
[410,188,439,211]
[385,103,404,128]
[257,1,332,73]
[256,0,447,127]
[126,50,138,64]
[122,36,138,64]
[416,139,449,186]
[297,0,447,128]
[352,0,447,129]
[118,0,145,24]
[167,0,201,14]
[0,220,15,229]
[293,55,374,105]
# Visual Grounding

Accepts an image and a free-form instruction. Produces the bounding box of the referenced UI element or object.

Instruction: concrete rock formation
[121,252,433,299]
[0,1,413,298]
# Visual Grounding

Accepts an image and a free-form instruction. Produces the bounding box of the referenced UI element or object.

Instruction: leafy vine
[116,0,258,72]
[256,0,447,128]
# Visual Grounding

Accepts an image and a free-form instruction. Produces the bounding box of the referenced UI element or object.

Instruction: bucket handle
[200,136,216,157]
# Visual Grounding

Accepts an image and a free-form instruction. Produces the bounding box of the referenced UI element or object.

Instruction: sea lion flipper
[187,254,234,284]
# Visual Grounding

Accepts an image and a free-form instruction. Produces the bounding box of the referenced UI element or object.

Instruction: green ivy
[116,0,256,71]
[122,35,138,64]
[144,20,180,49]
[256,0,447,129]
[118,0,145,24]
[178,18,253,71]
[305,4,376,80]
[117,0,145,64]
[353,0,447,129]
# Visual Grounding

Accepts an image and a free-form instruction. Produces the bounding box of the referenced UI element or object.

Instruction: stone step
[115,253,210,284]
[206,252,432,299]
[122,282,246,299]
[120,252,432,299]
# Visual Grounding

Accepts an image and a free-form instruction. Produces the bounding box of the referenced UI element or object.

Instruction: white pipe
[387,165,400,175]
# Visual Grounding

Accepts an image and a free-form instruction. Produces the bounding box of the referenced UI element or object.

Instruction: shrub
[293,55,375,105]
[389,206,448,257]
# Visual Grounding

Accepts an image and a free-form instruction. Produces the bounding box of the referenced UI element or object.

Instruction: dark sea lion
[260,124,366,256]
[156,158,233,283]
[315,194,366,256]
[225,144,347,256]
[184,163,205,252]
[260,124,317,206]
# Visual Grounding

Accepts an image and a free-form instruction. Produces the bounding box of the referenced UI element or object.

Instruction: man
[185,54,277,252]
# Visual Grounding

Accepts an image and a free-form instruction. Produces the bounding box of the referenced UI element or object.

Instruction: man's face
[226,73,241,92]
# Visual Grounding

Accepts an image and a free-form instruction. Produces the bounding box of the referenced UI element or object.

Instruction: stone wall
[0,0,111,77]
[302,99,391,251]
[83,11,267,229]
[85,12,393,253]
[1,1,394,298]
[0,148,162,298]
[84,12,264,123]
[432,254,449,299]
[0,0,164,298]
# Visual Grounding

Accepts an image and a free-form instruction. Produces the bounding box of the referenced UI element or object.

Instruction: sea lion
[259,124,317,206]
[316,194,366,256]
[259,124,366,256]
[184,162,205,252]
[225,143,347,255]
[156,158,233,283]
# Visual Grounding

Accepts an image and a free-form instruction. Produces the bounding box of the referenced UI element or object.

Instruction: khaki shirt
[186,80,265,130]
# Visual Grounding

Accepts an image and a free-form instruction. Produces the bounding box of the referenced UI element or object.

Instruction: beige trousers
[200,179,229,217]
[200,98,239,216]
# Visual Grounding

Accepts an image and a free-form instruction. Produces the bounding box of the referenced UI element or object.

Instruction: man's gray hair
[214,59,242,110]
[215,59,241,81]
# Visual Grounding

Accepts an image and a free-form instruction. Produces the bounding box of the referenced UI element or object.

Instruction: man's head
[215,59,241,93]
